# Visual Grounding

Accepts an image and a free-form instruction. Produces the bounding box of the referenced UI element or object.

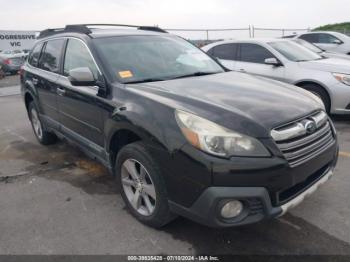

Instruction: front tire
[28,102,57,145]
[116,142,175,228]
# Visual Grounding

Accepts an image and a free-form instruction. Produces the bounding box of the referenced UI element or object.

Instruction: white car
[202,38,350,115]
[0,50,25,58]
[293,38,350,61]
[296,31,350,55]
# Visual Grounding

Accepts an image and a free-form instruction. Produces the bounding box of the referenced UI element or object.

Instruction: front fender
[104,97,187,155]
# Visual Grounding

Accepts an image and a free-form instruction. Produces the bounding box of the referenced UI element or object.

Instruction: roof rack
[82,24,168,33]
[38,24,167,39]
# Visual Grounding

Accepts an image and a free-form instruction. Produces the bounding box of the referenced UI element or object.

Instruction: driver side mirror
[68,67,96,86]
[264,58,282,67]
[332,39,343,45]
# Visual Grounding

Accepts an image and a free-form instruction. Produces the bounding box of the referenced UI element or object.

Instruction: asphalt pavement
[0,93,350,255]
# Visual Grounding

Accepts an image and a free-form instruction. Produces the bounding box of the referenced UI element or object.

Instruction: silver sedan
[202,39,350,115]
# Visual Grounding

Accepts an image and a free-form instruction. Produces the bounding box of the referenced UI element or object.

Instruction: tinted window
[318,33,340,44]
[299,34,319,43]
[28,43,43,67]
[240,43,275,64]
[39,39,65,73]
[64,39,99,78]
[301,34,316,42]
[211,44,238,60]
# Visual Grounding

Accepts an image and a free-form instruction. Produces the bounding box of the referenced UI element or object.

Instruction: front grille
[277,164,330,205]
[246,199,264,216]
[271,111,335,168]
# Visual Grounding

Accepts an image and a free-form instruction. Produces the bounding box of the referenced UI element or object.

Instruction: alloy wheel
[31,107,43,140]
[121,159,156,216]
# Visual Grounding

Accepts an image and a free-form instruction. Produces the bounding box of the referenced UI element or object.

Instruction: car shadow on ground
[161,214,350,255]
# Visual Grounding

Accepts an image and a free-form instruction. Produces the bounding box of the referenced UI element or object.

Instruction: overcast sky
[0,0,349,38]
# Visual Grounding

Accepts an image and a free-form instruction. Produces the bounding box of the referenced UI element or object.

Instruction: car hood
[298,57,350,73]
[126,72,323,137]
[324,52,350,61]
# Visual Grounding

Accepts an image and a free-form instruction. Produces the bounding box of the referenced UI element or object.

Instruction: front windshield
[293,39,323,53]
[268,41,323,62]
[94,35,224,83]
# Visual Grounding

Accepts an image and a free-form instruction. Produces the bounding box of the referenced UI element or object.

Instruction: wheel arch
[106,123,170,173]
[107,128,144,171]
[294,80,332,111]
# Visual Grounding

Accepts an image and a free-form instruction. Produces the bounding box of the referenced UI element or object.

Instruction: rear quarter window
[28,43,44,67]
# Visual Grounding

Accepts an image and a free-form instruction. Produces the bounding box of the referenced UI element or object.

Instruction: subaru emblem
[304,120,317,134]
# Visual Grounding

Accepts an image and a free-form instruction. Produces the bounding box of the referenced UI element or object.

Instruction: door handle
[239,69,246,73]
[32,78,39,85]
[57,87,66,96]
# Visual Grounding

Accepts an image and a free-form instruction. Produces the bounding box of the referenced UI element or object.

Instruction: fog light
[220,200,243,219]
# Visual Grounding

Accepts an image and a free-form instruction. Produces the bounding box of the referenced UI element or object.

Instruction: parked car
[21,25,338,228]
[0,65,5,79]
[0,56,24,75]
[293,38,350,60]
[203,39,350,115]
[295,31,350,55]
[0,49,26,58]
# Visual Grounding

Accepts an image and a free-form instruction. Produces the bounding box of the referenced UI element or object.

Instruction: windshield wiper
[124,78,166,84]
[124,71,220,83]
[172,71,219,79]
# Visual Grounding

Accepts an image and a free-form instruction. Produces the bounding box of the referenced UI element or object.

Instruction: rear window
[39,39,65,73]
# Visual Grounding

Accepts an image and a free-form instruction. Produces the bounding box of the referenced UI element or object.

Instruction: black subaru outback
[21,24,338,228]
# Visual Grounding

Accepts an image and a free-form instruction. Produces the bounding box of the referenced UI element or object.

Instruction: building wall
[0,31,38,52]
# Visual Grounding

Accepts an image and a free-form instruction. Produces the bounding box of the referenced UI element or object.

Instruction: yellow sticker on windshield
[119,70,133,78]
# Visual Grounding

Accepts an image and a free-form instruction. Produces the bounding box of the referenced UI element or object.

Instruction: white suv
[296,31,350,55]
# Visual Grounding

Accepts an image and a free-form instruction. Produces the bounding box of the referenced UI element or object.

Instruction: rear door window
[38,39,65,73]
[210,44,238,60]
[299,34,320,43]
[239,43,275,64]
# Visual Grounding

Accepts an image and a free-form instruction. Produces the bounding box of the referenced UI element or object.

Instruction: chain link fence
[252,27,310,38]
[165,26,311,46]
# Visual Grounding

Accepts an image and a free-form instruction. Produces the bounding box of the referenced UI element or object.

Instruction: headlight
[175,110,270,157]
[333,72,350,86]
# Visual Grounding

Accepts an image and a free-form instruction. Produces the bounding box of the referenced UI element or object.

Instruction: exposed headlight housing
[175,110,270,157]
[333,72,350,86]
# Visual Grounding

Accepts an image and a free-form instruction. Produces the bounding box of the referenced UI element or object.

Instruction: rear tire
[299,83,331,114]
[28,102,57,145]
[116,142,176,228]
